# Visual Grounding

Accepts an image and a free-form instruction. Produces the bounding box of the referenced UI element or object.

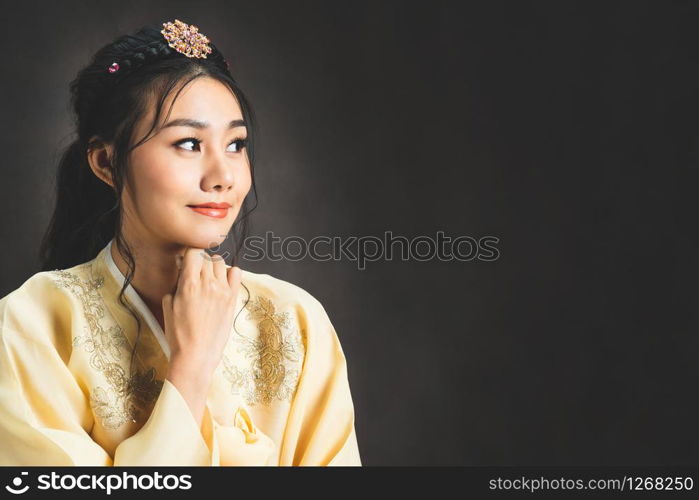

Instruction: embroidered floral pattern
[223,295,304,406]
[53,267,163,429]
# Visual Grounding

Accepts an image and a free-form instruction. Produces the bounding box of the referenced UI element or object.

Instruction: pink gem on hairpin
[108,62,120,73]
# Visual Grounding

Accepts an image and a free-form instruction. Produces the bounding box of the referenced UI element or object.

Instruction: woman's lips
[188,206,229,218]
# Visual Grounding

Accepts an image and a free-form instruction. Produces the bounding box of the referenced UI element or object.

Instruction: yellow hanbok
[0,239,361,466]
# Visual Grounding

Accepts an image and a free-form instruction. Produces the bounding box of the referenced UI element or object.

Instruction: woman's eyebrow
[162,118,246,129]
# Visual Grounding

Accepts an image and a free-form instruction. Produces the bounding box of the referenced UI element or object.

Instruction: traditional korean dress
[0,239,361,465]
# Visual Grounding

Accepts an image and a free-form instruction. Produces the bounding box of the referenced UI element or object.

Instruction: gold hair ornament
[107,19,214,74]
[160,19,213,59]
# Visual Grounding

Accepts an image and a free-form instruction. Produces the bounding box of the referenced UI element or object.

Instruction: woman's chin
[176,233,230,251]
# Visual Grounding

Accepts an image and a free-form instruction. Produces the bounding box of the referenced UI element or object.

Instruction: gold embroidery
[223,295,304,405]
[52,267,163,429]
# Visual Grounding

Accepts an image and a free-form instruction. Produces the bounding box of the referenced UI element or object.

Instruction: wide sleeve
[278,294,362,466]
[0,326,274,466]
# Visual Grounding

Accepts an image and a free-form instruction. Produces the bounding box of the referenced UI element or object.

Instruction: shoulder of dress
[0,263,92,344]
[1,267,76,303]
[13,263,95,300]
[238,268,323,311]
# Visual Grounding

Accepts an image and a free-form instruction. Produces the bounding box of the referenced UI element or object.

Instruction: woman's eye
[175,138,200,151]
[227,138,248,153]
[174,137,248,153]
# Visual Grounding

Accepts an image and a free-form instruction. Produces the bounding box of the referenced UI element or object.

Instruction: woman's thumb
[162,292,173,311]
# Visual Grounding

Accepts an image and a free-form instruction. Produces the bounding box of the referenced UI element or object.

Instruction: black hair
[38,21,257,379]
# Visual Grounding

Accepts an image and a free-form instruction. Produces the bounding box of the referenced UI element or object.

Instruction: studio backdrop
[1,0,698,465]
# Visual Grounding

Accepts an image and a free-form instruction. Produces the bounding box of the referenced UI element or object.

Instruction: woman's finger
[211,252,227,282]
[181,246,202,284]
[199,249,214,281]
[227,265,242,294]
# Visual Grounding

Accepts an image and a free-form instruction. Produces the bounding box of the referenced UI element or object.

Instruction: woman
[0,19,361,466]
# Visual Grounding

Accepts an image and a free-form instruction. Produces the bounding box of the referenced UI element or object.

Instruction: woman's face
[120,76,251,251]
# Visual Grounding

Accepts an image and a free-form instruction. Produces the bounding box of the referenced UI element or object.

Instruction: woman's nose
[201,152,235,192]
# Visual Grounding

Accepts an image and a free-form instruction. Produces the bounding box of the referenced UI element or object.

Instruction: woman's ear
[86,137,115,189]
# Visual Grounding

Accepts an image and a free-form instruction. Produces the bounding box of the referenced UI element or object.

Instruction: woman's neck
[110,238,181,331]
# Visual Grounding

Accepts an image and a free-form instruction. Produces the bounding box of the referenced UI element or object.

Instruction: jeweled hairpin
[106,19,213,74]
[160,19,213,59]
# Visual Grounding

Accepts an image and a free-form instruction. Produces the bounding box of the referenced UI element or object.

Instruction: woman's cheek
[235,164,253,199]
[148,164,193,199]
[135,170,188,221]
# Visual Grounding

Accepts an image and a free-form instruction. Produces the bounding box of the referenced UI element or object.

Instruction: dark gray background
[1,1,697,465]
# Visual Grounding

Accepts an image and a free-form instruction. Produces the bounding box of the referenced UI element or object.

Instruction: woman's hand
[161,247,242,425]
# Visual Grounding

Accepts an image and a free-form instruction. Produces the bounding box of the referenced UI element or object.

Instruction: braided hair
[39,21,258,384]
[76,27,233,150]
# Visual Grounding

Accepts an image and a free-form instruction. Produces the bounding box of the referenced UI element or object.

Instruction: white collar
[103,239,171,361]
